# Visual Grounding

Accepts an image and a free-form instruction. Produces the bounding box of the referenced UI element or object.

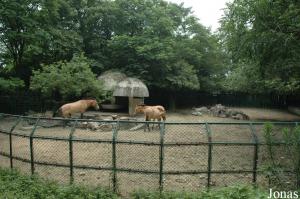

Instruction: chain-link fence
[0,113,298,195]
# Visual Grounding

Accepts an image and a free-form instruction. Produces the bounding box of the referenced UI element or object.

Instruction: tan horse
[53,99,100,118]
[134,104,166,131]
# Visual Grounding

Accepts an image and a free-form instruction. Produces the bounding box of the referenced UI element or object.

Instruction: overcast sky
[167,0,230,32]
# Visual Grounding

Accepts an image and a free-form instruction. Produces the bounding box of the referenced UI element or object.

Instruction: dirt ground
[0,107,298,196]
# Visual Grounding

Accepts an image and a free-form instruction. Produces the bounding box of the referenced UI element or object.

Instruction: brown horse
[53,99,100,118]
[134,104,166,131]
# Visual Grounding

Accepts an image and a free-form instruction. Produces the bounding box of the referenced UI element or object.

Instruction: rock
[236,113,244,120]
[98,123,112,131]
[194,106,210,114]
[192,111,203,116]
[87,122,99,131]
[210,104,227,117]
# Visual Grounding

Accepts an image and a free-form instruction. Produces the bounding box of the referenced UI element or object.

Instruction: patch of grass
[131,186,269,199]
[0,168,118,199]
[0,168,271,199]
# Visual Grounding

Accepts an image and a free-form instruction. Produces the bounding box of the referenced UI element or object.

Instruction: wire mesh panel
[117,172,159,195]
[163,174,207,191]
[34,139,69,165]
[210,124,253,143]
[116,144,159,171]
[164,145,208,172]
[211,145,254,171]
[211,173,253,187]
[13,160,31,175]
[117,122,160,143]
[164,124,207,143]
[35,165,70,184]
[12,118,33,136]
[0,115,19,132]
[74,169,112,188]
[0,156,10,168]
[75,123,113,140]
[163,124,208,191]
[73,142,112,168]
[24,117,70,140]
[11,135,30,160]
[0,132,9,155]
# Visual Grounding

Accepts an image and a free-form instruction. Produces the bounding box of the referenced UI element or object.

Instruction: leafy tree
[30,54,105,101]
[220,0,300,94]
[0,77,24,93]
[107,0,224,94]
[0,0,82,86]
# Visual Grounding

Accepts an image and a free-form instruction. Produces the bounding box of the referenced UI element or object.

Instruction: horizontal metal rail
[0,129,289,146]
[1,113,299,125]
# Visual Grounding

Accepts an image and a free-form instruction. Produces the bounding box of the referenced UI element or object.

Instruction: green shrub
[0,168,118,199]
[30,54,106,101]
[0,77,24,92]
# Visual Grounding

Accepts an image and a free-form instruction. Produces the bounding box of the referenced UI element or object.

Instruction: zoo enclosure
[0,113,298,194]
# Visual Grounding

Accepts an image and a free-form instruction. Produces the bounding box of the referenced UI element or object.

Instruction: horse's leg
[145,116,150,132]
[80,113,83,119]
[152,119,155,130]
[157,118,161,130]
[144,116,147,132]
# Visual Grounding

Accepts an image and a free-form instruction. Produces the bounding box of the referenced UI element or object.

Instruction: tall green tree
[0,0,81,86]
[220,0,300,94]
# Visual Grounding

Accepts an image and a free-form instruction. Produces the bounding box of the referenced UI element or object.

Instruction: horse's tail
[53,107,62,117]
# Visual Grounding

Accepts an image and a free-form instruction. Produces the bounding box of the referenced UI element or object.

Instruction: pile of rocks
[192,104,250,120]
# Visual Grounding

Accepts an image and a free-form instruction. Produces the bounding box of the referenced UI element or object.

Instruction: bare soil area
[0,107,298,195]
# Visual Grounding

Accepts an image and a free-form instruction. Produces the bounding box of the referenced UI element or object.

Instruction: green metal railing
[0,113,298,193]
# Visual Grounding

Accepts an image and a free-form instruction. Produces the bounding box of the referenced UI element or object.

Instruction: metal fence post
[30,118,40,175]
[205,123,212,189]
[112,121,119,193]
[159,122,165,192]
[69,120,77,184]
[249,123,259,184]
[9,117,22,169]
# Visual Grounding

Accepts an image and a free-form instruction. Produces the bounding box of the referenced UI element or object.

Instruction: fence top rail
[1,113,299,125]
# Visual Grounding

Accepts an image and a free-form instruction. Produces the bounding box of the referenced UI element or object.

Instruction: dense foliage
[30,54,105,101]
[0,0,224,98]
[220,0,300,94]
[0,168,117,199]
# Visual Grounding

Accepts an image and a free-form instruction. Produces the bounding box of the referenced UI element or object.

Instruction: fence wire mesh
[0,114,298,195]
